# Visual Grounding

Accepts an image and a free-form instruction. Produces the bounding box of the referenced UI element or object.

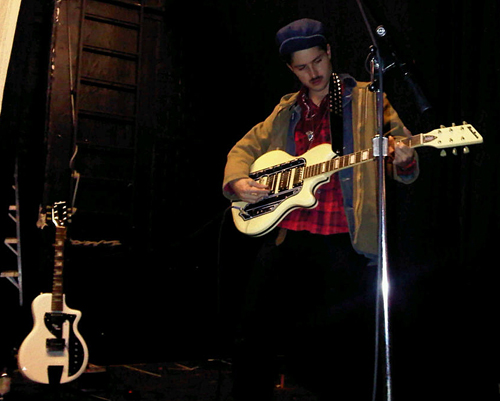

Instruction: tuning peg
[452,148,458,156]
[463,146,470,154]
[440,125,446,129]
[440,150,447,157]
[452,122,456,126]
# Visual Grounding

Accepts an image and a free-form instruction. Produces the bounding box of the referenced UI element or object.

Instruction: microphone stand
[354,1,392,400]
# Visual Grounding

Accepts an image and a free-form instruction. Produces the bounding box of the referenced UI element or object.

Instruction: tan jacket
[223,76,418,260]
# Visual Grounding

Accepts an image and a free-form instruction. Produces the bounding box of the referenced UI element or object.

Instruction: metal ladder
[1,160,23,306]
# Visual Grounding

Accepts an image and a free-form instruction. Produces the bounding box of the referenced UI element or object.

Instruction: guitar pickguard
[238,156,305,220]
[44,312,86,376]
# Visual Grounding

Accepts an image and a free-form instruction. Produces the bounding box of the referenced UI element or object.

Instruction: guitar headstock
[420,123,483,150]
[51,201,68,228]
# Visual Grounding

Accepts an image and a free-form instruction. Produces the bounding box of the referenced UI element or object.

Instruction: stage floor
[4,359,318,401]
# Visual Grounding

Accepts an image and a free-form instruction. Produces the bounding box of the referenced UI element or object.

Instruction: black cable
[213,205,233,401]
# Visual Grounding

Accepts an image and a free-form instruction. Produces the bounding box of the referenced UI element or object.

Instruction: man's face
[287,45,332,99]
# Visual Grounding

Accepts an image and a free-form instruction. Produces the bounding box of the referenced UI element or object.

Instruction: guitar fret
[310,164,316,176]
[410,135,421,147]
[305,147,378,179]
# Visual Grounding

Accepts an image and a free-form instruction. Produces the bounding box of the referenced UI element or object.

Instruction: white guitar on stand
[17,202,89,384]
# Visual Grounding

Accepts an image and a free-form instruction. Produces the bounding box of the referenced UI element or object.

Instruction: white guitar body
[18,293,89,384]
[232,143,338,236]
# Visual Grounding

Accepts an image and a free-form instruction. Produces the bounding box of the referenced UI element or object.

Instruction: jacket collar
[279,73,357,112]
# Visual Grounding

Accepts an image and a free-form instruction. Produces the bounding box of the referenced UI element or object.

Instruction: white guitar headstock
[420,122,482,156]
[420,121,483,157]
[51,201,68,228]
[423,123,482,148]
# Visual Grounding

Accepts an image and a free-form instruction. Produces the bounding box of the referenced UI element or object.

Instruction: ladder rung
[4,238,19,255]
[9,205,17,211]
[0,271,19,278]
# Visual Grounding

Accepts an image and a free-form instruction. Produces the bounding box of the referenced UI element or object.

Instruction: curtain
[0,0,23,114]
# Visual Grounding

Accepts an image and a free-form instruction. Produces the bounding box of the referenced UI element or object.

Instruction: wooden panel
[79,83,136,116]
[83,18,138,54]
[75,148,134,180]
[86,0,140,24]
[72,179,132,217]
[77,115,135,148]
[81,50,137,85]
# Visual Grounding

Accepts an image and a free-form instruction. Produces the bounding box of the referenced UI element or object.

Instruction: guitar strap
[329,72,344,156]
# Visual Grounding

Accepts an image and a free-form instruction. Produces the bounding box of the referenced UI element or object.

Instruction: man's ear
[326,44,331,59]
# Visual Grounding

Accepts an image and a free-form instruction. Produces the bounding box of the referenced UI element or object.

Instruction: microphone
[376,25,432,115]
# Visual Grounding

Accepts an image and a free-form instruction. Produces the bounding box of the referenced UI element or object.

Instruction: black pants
[232,230,376,401]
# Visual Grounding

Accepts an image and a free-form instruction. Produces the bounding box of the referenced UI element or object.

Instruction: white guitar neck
[305,123,483,179]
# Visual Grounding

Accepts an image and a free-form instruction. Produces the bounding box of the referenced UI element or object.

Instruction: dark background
[0,0,498,399]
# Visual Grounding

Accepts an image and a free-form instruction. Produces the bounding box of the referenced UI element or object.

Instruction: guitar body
[230,124,483,237]
[232,143,338,236]
[18,293,89,384]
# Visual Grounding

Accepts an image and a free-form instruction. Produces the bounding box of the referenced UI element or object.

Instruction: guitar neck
[51,226,67,312]
[303,138,401,179]
[304,124,481,179]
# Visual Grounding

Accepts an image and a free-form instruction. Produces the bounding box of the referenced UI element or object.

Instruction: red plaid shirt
[279,89,350,235]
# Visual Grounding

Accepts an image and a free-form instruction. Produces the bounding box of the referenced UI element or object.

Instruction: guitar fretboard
[303,135,424,179]
[51,226,67,312]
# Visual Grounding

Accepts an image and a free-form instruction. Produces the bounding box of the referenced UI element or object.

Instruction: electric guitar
[232,123,483,237]
[18,202,89,384]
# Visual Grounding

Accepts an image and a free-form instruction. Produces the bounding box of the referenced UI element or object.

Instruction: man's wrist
[396,158,417,175]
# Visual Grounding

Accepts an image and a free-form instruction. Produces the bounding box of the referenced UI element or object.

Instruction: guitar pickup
[46,338,66,352]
